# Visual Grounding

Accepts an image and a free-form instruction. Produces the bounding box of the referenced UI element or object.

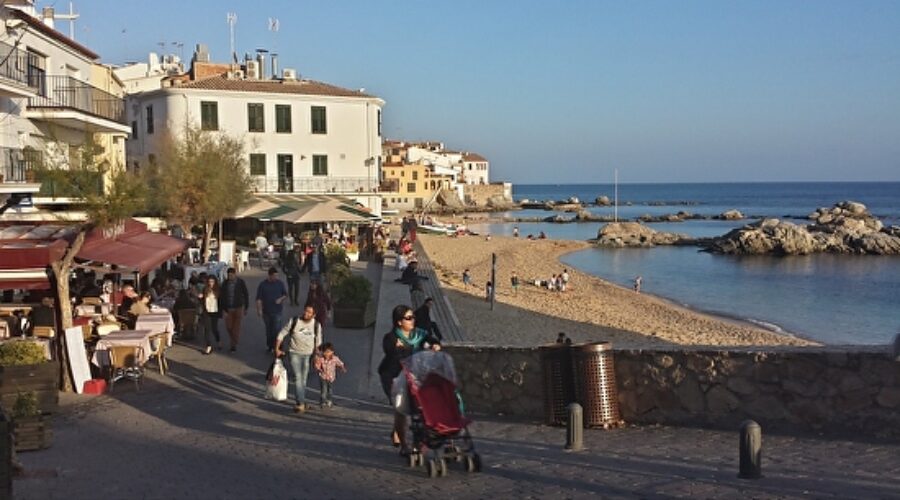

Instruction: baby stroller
[395,350,482,478]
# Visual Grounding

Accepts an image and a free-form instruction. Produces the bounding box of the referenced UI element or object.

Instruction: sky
[45,0,900,184]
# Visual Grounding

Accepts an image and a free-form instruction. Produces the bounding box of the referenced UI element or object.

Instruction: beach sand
[418,234,815,348]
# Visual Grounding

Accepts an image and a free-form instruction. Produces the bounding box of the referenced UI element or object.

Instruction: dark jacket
[414,304,441,341]
[219,277,249,310]
[283,252,302,279]
[377,328,441,381]
[302,248,328,275]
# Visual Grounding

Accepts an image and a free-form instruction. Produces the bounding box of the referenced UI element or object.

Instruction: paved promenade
[13,266,900,499]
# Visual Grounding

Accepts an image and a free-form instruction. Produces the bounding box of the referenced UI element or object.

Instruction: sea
[465,182,900,345]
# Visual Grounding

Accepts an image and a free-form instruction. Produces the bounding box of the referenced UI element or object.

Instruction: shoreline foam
[418,234,816,348]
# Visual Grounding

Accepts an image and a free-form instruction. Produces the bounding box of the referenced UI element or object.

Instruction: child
[314,343,347,408]
[485,281,493,302]
[633,275,642,293]
[510,272,519,296]
[462,269,472,287]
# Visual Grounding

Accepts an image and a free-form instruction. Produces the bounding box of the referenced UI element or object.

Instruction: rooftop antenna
[171,41,184,61]
[226,12,238,64]
[268,17,280,52]
[56,2,80,40]
[157,41,166,54]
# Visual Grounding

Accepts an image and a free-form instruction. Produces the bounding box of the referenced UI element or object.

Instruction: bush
[324,243,348,267]
[333,275,372,308]
[346,242,359,254]
[328,263,352,289]
[12,391,40,418]
[0,341,47,367]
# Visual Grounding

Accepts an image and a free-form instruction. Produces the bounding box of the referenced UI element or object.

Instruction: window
[276,105,292,133]
[146,105,154,134]
[26,50,46,96]
[412,171,418,180]
[312,155,328,176]
[377,110,382,137]
[407,183,416,193]
[311,106,327,134]
[247,103,265,132]
[131,121,138,139]
[249,154,266,176]
[201,101,218,130]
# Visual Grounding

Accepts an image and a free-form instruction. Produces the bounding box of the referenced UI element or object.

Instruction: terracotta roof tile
[177,75,377,98]
[463,153,488,162]
[10,9,99,60]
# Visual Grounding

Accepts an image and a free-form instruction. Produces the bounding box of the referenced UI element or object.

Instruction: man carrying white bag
[266,358,289,401]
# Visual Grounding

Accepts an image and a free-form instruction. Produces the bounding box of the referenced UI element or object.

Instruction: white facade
[114,52,185,94]
[462,155,490,185]
[124,76,385,215]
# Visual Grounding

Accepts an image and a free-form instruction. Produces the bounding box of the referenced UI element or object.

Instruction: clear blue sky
[55,0,900,183]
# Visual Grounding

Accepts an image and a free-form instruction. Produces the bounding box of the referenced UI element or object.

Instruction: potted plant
[327,263,351,291]
[10,391,51,452]
[331,274,375,328]
[0,341,59,414]
[324,243,349,268]
[345,242,360,262]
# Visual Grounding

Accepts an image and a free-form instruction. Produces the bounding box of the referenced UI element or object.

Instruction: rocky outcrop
[485,195,515,210]
[596,222,688,247]
[708,201,900,255]
[595,196,612,206]
[436,189,466,211]
[717,209,744,220]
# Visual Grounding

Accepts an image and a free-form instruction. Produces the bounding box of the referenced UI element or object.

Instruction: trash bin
[572,342,623,428]
[540,344,576,426]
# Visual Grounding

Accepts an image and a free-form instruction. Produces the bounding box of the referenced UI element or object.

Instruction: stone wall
[443,345,900,439]
[462,183,512,206]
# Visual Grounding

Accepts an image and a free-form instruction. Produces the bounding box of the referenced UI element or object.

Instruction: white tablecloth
[75,303,114,317]
[135,311,175,346]
[92,329,160,367]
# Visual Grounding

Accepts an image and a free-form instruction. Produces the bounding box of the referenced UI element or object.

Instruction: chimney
[42,7,55,29]
[255,49,268,79]
[271,53,278,80]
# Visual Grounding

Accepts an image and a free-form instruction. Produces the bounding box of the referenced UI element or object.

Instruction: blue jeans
[262,313,282,350]
[320,379,334,405]
[288,351,311,405]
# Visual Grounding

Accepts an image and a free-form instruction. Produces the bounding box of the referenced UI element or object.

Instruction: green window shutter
[248,103,264,132]
[276,105,292,133]
[311,106,327,134]
[249,154,266,176]
[201,101,218,131]
[312,155,328,176]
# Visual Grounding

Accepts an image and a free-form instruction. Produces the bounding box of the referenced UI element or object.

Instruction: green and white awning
[234,195,379,223]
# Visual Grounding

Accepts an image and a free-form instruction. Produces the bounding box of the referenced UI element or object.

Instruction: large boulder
[595,196,612,206]
[717,209,744,220]
[709,219,820,255]
[436,190,465,210]
[596,222,687,247]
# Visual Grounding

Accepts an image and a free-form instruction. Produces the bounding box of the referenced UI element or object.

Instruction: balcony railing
[252,176,379,194]
[27,75,125,124]
[0,147,41,183]
[0,40,38,90]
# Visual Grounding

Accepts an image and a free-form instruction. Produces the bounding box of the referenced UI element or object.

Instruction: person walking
[274,305,322,413]
[377,305,442,455]
[219,268,249,352]
[256,267,288,353]
[462,269,472,288]
[510,271,519,296]
[303,244,327,283]
[407,216,418,243]
[305,280,332,331]
[633,275,642,293]
[283,250,302,306]
[254,231,269,269]
[200,276,222,355]
[314,342,346,408]
[414,297,442,341]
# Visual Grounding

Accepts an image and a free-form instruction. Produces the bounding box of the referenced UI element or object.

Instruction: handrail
[27,74,125,124]
[252,176,379,194]
[0,40,36,89]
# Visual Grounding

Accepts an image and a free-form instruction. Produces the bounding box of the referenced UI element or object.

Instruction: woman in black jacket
[377,304,441,455]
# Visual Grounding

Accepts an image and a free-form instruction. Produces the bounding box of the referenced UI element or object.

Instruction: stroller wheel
[407,453,418,468]
[426,459,438,478]
[465,455,477,473]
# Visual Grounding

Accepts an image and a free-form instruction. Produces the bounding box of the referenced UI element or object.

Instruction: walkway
[12,266,900,499]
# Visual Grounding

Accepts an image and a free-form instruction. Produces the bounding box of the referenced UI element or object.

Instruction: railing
[0,40,37,90]
[27,75,126,124]
[0,147,27,183]
[252,176,379,194]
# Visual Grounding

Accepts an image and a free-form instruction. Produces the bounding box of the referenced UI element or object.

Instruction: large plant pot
[332,302,376,329]
[0,363,59,414]
[346,252,359,262]
[13,415,52,452]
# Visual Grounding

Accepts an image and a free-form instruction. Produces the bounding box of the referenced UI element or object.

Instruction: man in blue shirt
[256,267,288,352]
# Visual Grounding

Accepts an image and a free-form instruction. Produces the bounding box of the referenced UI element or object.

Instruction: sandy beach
[418,234,815,348]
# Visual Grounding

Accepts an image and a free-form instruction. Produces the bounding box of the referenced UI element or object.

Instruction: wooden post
[490,253,496,311]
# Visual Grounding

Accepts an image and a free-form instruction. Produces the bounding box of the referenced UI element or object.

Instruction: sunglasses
[402,315,415,321]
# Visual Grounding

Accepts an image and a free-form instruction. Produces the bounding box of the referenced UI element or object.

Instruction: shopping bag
[265,359,288,401]
[390,373,410,415]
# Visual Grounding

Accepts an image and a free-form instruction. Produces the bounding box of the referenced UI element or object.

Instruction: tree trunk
[50,230,86,393]
[202,221,213,264]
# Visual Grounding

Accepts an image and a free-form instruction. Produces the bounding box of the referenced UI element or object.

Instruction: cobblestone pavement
[13,268,900,499]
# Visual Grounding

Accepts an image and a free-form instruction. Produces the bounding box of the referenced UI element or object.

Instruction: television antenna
[226,12,238,63]
[268,17,280,52]
[56,2,80,40]
[171,41,184,61]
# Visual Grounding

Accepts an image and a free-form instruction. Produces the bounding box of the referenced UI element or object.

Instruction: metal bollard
[565,403,584,451]
[738,420,762,479]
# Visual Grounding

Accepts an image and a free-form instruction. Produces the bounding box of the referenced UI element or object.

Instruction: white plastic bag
[391,373,410,415]
[265,359,288,401]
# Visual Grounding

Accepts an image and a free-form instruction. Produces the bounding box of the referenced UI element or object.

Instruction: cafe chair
[81,324,94,343]
[96,323,119,337]
[108,345,144,392]
[148,333,169,376]
[82,297,102,306]
[32,326,55,339]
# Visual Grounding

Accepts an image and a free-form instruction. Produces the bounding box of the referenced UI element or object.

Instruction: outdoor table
[91,329,157,367]
[75,303,114,317]
[135,310,175,346]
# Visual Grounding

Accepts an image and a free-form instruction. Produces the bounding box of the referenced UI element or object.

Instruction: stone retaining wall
[443,345,900,439]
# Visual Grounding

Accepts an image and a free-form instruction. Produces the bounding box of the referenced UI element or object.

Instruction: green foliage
[327,263,351,289]
[0,342,48,367]
[324,243,348,268]
[144,125,253,228]
[12,391,40,419]
[332,274,372,308]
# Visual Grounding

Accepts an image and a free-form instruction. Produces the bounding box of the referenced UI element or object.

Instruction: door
[277,154,293,192]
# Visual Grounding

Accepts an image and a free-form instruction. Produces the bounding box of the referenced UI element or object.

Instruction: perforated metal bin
[572,342,623,428]
[539,344,576,426]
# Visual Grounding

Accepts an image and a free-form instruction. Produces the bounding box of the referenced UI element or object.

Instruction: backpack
[287,316,320,349]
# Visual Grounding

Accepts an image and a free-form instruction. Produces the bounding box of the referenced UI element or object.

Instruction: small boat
[417,223,456,235]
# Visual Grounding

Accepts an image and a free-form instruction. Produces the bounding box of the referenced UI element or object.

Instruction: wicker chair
[32,326,55,339]
[108,345,144,392]
[82,297,102,306]
[147,333,169,376]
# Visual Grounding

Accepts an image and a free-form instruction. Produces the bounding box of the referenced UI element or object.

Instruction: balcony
[0,147,41,196]
[0,41,39,98]
[25,75,131,134]
[251,176,379,194]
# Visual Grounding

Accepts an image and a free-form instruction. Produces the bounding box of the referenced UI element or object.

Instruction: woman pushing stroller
[377,304,441,456]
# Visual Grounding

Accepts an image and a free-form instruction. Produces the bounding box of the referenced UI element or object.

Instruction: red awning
[0,240,68,290]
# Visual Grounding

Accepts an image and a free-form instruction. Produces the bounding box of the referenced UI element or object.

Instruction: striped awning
[234,195,379,223]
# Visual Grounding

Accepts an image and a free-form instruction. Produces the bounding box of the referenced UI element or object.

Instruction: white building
[462,152,490,185]
[114,52,185,95]
[0,2,129,215]
[122,47,384,215]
